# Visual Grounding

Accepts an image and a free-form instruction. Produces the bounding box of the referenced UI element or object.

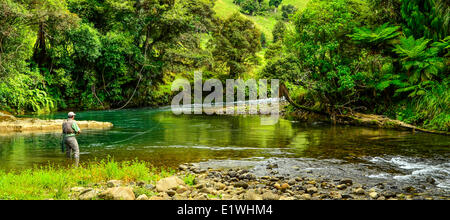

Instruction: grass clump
[183,174,197,186]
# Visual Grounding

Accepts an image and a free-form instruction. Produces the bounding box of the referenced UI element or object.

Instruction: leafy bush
[0,70,55,114]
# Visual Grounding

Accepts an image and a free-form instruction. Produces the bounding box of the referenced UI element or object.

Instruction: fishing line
[111,121,162,145]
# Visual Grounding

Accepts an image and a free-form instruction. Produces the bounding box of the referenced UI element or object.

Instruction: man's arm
[72,121,81,134]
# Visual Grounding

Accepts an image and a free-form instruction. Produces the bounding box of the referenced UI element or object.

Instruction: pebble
[353,188,365,195]
[369,192,379,199]
[234,181,249,189]
[336,184,347,190]
[306,187,318,194]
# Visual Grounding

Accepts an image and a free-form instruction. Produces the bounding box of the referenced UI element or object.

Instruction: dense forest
[0,0,449,131]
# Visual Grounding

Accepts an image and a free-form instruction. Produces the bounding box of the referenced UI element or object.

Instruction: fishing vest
[62,119,75,134]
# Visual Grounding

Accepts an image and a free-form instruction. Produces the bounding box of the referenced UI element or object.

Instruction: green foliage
[367,0,402,24]
[431,36,450,57]
[281,4,296,20]
[401,0,449,41]
[272,20,287,43]
[269,0,283,8]
[1,0,220,113]
[212,13,262,77]
[0,70,55,114]
[260,32,267,48]
[348,23,400,47]
[183,174,197,186]
[283,0,372,111]
[393,36,444,87]
[240,0,261,15]
[395,82,449,131]
[0,158,173,200]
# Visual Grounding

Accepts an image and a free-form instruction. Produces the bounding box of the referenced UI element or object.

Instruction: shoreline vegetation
[0,159,447,200]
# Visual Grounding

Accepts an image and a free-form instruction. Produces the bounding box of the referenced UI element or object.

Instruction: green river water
[0,107,449,193]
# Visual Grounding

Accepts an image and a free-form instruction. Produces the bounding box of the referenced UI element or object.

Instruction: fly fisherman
[62,112,81,162]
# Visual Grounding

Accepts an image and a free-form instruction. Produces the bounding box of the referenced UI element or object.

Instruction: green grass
[0,158,175,200]
[183,173,197,186]
[213,0,310,41]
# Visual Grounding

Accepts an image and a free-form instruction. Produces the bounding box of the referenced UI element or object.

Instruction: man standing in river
[62,112,81,161]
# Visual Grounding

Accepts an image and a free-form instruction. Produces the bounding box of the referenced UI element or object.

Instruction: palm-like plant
[348,23,400,47]
[393,36,444,83]
[393,36,445,97]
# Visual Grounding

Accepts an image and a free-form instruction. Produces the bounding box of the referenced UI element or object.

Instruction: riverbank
[1,160,447,200]
[0,111,113,134]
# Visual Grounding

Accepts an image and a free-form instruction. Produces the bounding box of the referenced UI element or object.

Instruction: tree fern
[393,36,445,97]
[348,23,400,47]
[394,36,444,80]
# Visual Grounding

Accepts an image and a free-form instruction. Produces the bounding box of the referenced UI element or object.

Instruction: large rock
[156,176,186,192]
[78,189,98,200]
[136,194,149,200]
[99,187,136,200]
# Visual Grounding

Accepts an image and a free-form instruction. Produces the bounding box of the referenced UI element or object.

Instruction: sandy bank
[0,111,113,134]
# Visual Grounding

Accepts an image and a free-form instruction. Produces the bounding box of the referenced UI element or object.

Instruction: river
[0,106,449,196]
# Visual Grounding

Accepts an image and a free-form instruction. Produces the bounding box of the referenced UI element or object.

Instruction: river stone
[106,180,123,188]
[78,189,97,200]
[369,192,379,199]
[244,190,262,200]
[288,179,296,186]
[70,187,85,193]
[281,183,290,191]
[99,187,135,200]
[274,183,281,190]
[178,164,189,171]
[234,181,249,189]
[156,176,186,192]
[215,182,226,190]
[199,187,216,195]
[300,193,312,200]
[136,194,149,200]
[353,188,365,195]
[176,185,189,194]
[306,180,316,186]
[167,190,176,197]
[194,193,209,200]
[339,179,353,186]
[403,186,416,193]
[341,194,353,199]
[262,192,280,200]
[306,187,318,194]
[329,191,342,200]
[136,181,146,187]
[336,184,347,190]
[382,191,396,198]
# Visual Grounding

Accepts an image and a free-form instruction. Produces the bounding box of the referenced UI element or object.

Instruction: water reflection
[0,108,449,171]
